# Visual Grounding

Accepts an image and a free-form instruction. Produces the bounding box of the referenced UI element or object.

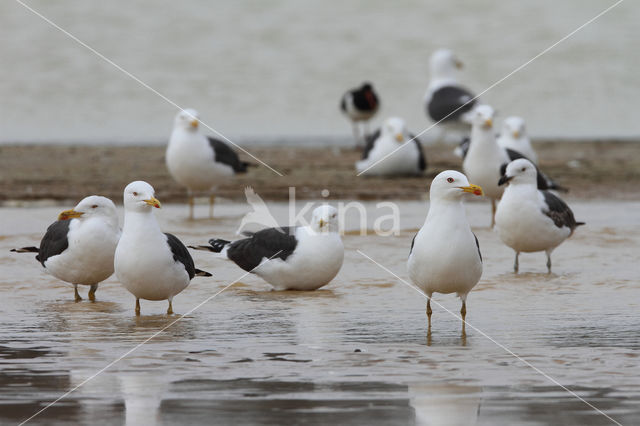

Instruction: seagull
[424,49,477,143]
[11,196,120,302]
[114,181,211,315]
[407,171,484,334]
[495,159,584,273]
[497,116,537,164]
[166,108,251,219]
[463,105,565,226]
[340,82,380,147]
[356,117,427,176]
[191,205,343,291]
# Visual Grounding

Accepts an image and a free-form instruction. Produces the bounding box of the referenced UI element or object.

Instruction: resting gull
[356,117,427,176]
[495,159,584,273]
[11,196,120,302]
[497,116,537,164]
[408,171,483,334]
[192,205,343,291]
[114,181,211,315]
[340,82,380,147]
[424,49,477,142]
[166,108,251,219]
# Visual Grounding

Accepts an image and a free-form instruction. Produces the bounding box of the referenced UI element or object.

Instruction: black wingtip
[188,245,217,252]
[11,246,40,253]
[207,239,230,253]
[195,269,212,277]
[576,222,586,227]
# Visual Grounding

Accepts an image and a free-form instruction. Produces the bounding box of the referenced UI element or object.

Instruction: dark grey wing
[207,137,249,173]
[410,133,427,171]
[427,85,476,122]
[504,149,566,191]
[458,137,471,160]
[165,233,196,280]
[361,128,381,160]
[36,220,71,267]
[541,191,580,231]
[226,226,298,272]
[473,233,482,262]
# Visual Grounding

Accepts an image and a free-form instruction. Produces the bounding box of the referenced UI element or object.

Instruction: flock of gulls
[11,48,584,330]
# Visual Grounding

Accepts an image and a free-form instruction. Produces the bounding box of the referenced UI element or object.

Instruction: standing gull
[192,205,343,291]
[424,49,477,143]
[495,159,584,273]
[114,181,211,315]
[408,171,484,333]
[356,117,427,176]
[463,105,565,226]
[340,82,380,147]
[166,108,251,219]
[11,196,120,302]
[497,116,537,164]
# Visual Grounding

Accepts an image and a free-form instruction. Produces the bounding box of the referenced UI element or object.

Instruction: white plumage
[114,181,207,315]
[497,116,537,164]
[356,117,425,176]
[12,195,120,301]
[408,171,484,332]
[495,159,584,273]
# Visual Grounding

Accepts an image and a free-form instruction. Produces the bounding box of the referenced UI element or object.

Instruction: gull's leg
[460,300,467,335]
[74,284,82,302]
[491,199,496,228]
[188,190,194,220]
[209,194,216,219]
[88,284,98,302]
[514,252,520,274]
[167,299,173,315]
[135,298,141,316]
[546,250,552,274]
[426,297,432,333]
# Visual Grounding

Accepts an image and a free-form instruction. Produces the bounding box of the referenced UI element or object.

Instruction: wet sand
[0,200,639,425]
[1,140,640,204]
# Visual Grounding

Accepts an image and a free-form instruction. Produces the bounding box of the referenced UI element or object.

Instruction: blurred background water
[0,0,638,145]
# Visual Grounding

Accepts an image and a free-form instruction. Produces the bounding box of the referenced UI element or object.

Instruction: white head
[310,205,339,233]
[381,117,409,143]
[502,116,526,139]
[471,104,495,130]
[430,48,463,80]
[58,195,118,227]
[429,170,484,202]
[499,159,537,187]
[174,108,200,132]
[123,181,162,213]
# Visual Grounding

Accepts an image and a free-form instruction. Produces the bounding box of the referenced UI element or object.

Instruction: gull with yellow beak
[356,117,427,176]
[11,196,120,301]
[191,205,343,291]
[114,181,211,315]
[408,171,484,334]
[166,108,252,220]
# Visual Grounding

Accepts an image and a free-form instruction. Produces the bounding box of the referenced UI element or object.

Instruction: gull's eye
[331,213,337,218]
[446,177,454,183]
[133,192,138,196]
[521,167,526,172]
[91,205,98,209]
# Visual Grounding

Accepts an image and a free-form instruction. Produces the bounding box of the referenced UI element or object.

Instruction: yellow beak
[459,184,484,196]
[144,197,162,208]
[512,131,520,138]
[319,219,326,228]
[484,119,493,128]
[190,119,198,128]
[395,133,403,142]
[58,209,84,221]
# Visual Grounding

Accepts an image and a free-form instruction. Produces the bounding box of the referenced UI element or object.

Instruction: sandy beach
[1,140,639,205]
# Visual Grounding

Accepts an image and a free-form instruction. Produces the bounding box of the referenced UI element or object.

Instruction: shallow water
[0,199,639,425]
[1,1,639,144]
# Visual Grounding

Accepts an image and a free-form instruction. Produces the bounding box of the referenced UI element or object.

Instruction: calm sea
[0,0,638,145]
